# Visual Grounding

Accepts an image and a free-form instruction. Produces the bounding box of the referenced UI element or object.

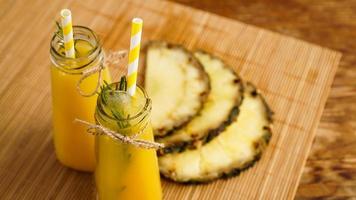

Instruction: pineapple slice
[144,42,210,137]
[158,83,273,182]
[157,51,243,155]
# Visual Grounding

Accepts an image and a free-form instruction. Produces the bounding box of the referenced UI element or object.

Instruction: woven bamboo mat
[0,0,341,199]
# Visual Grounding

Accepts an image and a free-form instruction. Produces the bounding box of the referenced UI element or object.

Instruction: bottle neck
[94,84,152,136]
[50,26,103,74]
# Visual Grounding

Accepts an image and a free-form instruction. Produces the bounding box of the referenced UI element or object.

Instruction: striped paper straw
[60,9,75,58]
[127,18,143,96]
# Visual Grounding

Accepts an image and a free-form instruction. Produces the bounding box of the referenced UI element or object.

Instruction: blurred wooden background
[169,0,356,199]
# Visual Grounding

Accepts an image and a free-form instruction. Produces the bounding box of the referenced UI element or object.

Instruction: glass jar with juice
[50,26,111,171]
[94,82,162,200]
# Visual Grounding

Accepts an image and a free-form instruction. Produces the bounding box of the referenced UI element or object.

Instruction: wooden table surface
[0,0,354,199]
[169,0,356,199]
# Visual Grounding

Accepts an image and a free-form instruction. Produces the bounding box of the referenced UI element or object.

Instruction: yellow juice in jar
[50,26,111,172]
[95,84,162,200]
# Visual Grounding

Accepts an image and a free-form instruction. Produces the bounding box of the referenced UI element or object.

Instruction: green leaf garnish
[99,76,130,129]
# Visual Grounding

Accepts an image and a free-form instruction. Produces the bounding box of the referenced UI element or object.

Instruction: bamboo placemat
[0,0,341,199]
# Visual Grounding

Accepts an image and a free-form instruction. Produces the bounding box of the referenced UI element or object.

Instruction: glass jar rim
[50,25,102,73]
[96,84,152,124]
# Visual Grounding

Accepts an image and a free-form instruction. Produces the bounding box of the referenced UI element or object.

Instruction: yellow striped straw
[60,9,75,58]
[127,18,143,96]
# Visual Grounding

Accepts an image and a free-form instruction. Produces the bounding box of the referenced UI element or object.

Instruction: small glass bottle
[95,83,162,200]
[50,26,111,172]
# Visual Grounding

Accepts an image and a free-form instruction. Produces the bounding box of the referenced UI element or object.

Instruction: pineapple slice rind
[144,42,210,136]
[158,83,272,182]
[158,51,243,154]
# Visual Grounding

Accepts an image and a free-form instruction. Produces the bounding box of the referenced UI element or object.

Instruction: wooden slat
[0,0,341,199]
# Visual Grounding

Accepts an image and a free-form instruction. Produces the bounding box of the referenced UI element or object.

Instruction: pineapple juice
[50,26,111,171]
[95,84,162,200]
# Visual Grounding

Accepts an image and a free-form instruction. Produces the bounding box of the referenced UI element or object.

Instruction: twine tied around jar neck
[77,50,128,97]
[74,119,165,150]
